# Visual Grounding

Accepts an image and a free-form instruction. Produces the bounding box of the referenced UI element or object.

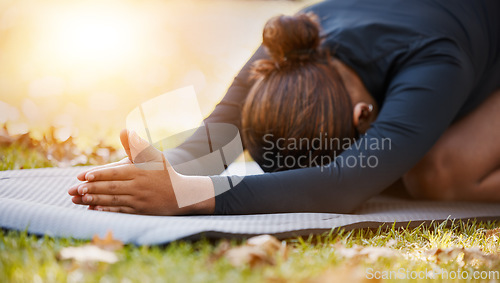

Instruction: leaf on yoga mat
[57,245,118,264]
[91,231,124,251]
[211,234,287,268]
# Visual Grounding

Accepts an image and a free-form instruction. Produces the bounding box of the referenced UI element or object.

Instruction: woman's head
[242,13,368,172]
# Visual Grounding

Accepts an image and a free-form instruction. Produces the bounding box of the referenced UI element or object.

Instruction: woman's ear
[353,102,374,134]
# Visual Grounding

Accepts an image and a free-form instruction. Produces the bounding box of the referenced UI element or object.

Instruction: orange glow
[0,0,317,147]
[49,12,137,65]
[36,3,145,73]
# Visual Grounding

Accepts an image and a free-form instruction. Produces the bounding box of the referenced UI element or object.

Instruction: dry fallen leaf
[91,231,124,251]
[334,244,398,263]
[484,227,500,239]
[385,239,398,247]
[0,126,14,146]
[247,234,282,255]
[208,240,231,264]
[58,245,118,264]
[57,231,123,265]
[211,234,286,268]
[225,245,272,267]
[1,125,120,168]
[309,265,381,283]
[426,247,499,267]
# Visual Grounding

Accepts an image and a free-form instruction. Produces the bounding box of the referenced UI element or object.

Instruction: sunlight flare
[40,3,142,69]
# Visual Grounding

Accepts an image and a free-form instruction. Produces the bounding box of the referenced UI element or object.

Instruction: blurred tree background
[0,0,318,154]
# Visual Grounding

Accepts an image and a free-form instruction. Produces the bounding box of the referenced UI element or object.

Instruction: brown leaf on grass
[57,245,118,264]
[1,124,120,168]
[211,234,286,268]
[484,227,500,239]
[225,245,273,267]
[57,231,123,265]
[0,126,14,146]
[247,234,283,255]
[426,247,499,267]
[208,240,231,263]
[385,239,398,247]
[334,244,398,263]
[309,265,381,283]
[91,231,124,251]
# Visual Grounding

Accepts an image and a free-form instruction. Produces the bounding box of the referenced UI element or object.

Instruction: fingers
[128,130,152,162]
[134,144,164,164]
[76,158,131,181]
[84,164,138,182]
[68,185,79,196]
[78,180,133,195]
[120,129,132,162]
[79,200,135,214]
[122,129,165,165]
[72,195,83,203]
[71,193,135,207]
[70,165,137,196]
[94,206,136,214]
[76,127,138,182]
[80,202,135,214]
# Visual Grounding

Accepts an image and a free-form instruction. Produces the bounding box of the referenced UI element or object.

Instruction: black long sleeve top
[167,0,500,214]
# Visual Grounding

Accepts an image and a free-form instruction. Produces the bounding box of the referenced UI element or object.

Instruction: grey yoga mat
[1,163,500,245]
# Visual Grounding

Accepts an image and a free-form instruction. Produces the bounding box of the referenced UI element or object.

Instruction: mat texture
[1,165,500,245]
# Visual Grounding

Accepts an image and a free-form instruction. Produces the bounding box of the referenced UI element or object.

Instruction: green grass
[1,222,499,282]
[0,144,53,171]
[1,146,499,282]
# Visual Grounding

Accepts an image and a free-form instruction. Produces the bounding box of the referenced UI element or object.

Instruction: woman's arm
[70,46,269,214]
[71,40,476,215]
[212,43,476,214]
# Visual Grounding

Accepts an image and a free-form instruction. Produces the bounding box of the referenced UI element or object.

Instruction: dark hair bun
[262,12,321,63]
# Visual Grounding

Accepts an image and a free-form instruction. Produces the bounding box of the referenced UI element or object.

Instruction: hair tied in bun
[284,48,316,61]
[251,12,322,78]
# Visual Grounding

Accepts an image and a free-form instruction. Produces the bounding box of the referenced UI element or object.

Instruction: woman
[68,0,500,215]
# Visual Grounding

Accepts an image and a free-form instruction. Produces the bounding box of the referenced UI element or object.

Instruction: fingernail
[87,174,95,181]
[97,207,103,211]
[84,195,93,203]
[78,185,88,195]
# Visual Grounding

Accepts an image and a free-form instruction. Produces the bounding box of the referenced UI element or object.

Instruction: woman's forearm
[173,175,215,214]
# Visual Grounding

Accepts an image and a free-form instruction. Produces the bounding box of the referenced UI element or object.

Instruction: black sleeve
[211,43,475,214]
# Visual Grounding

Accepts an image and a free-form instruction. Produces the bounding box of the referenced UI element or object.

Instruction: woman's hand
[68,130,215,215]
[75,128,144,182]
